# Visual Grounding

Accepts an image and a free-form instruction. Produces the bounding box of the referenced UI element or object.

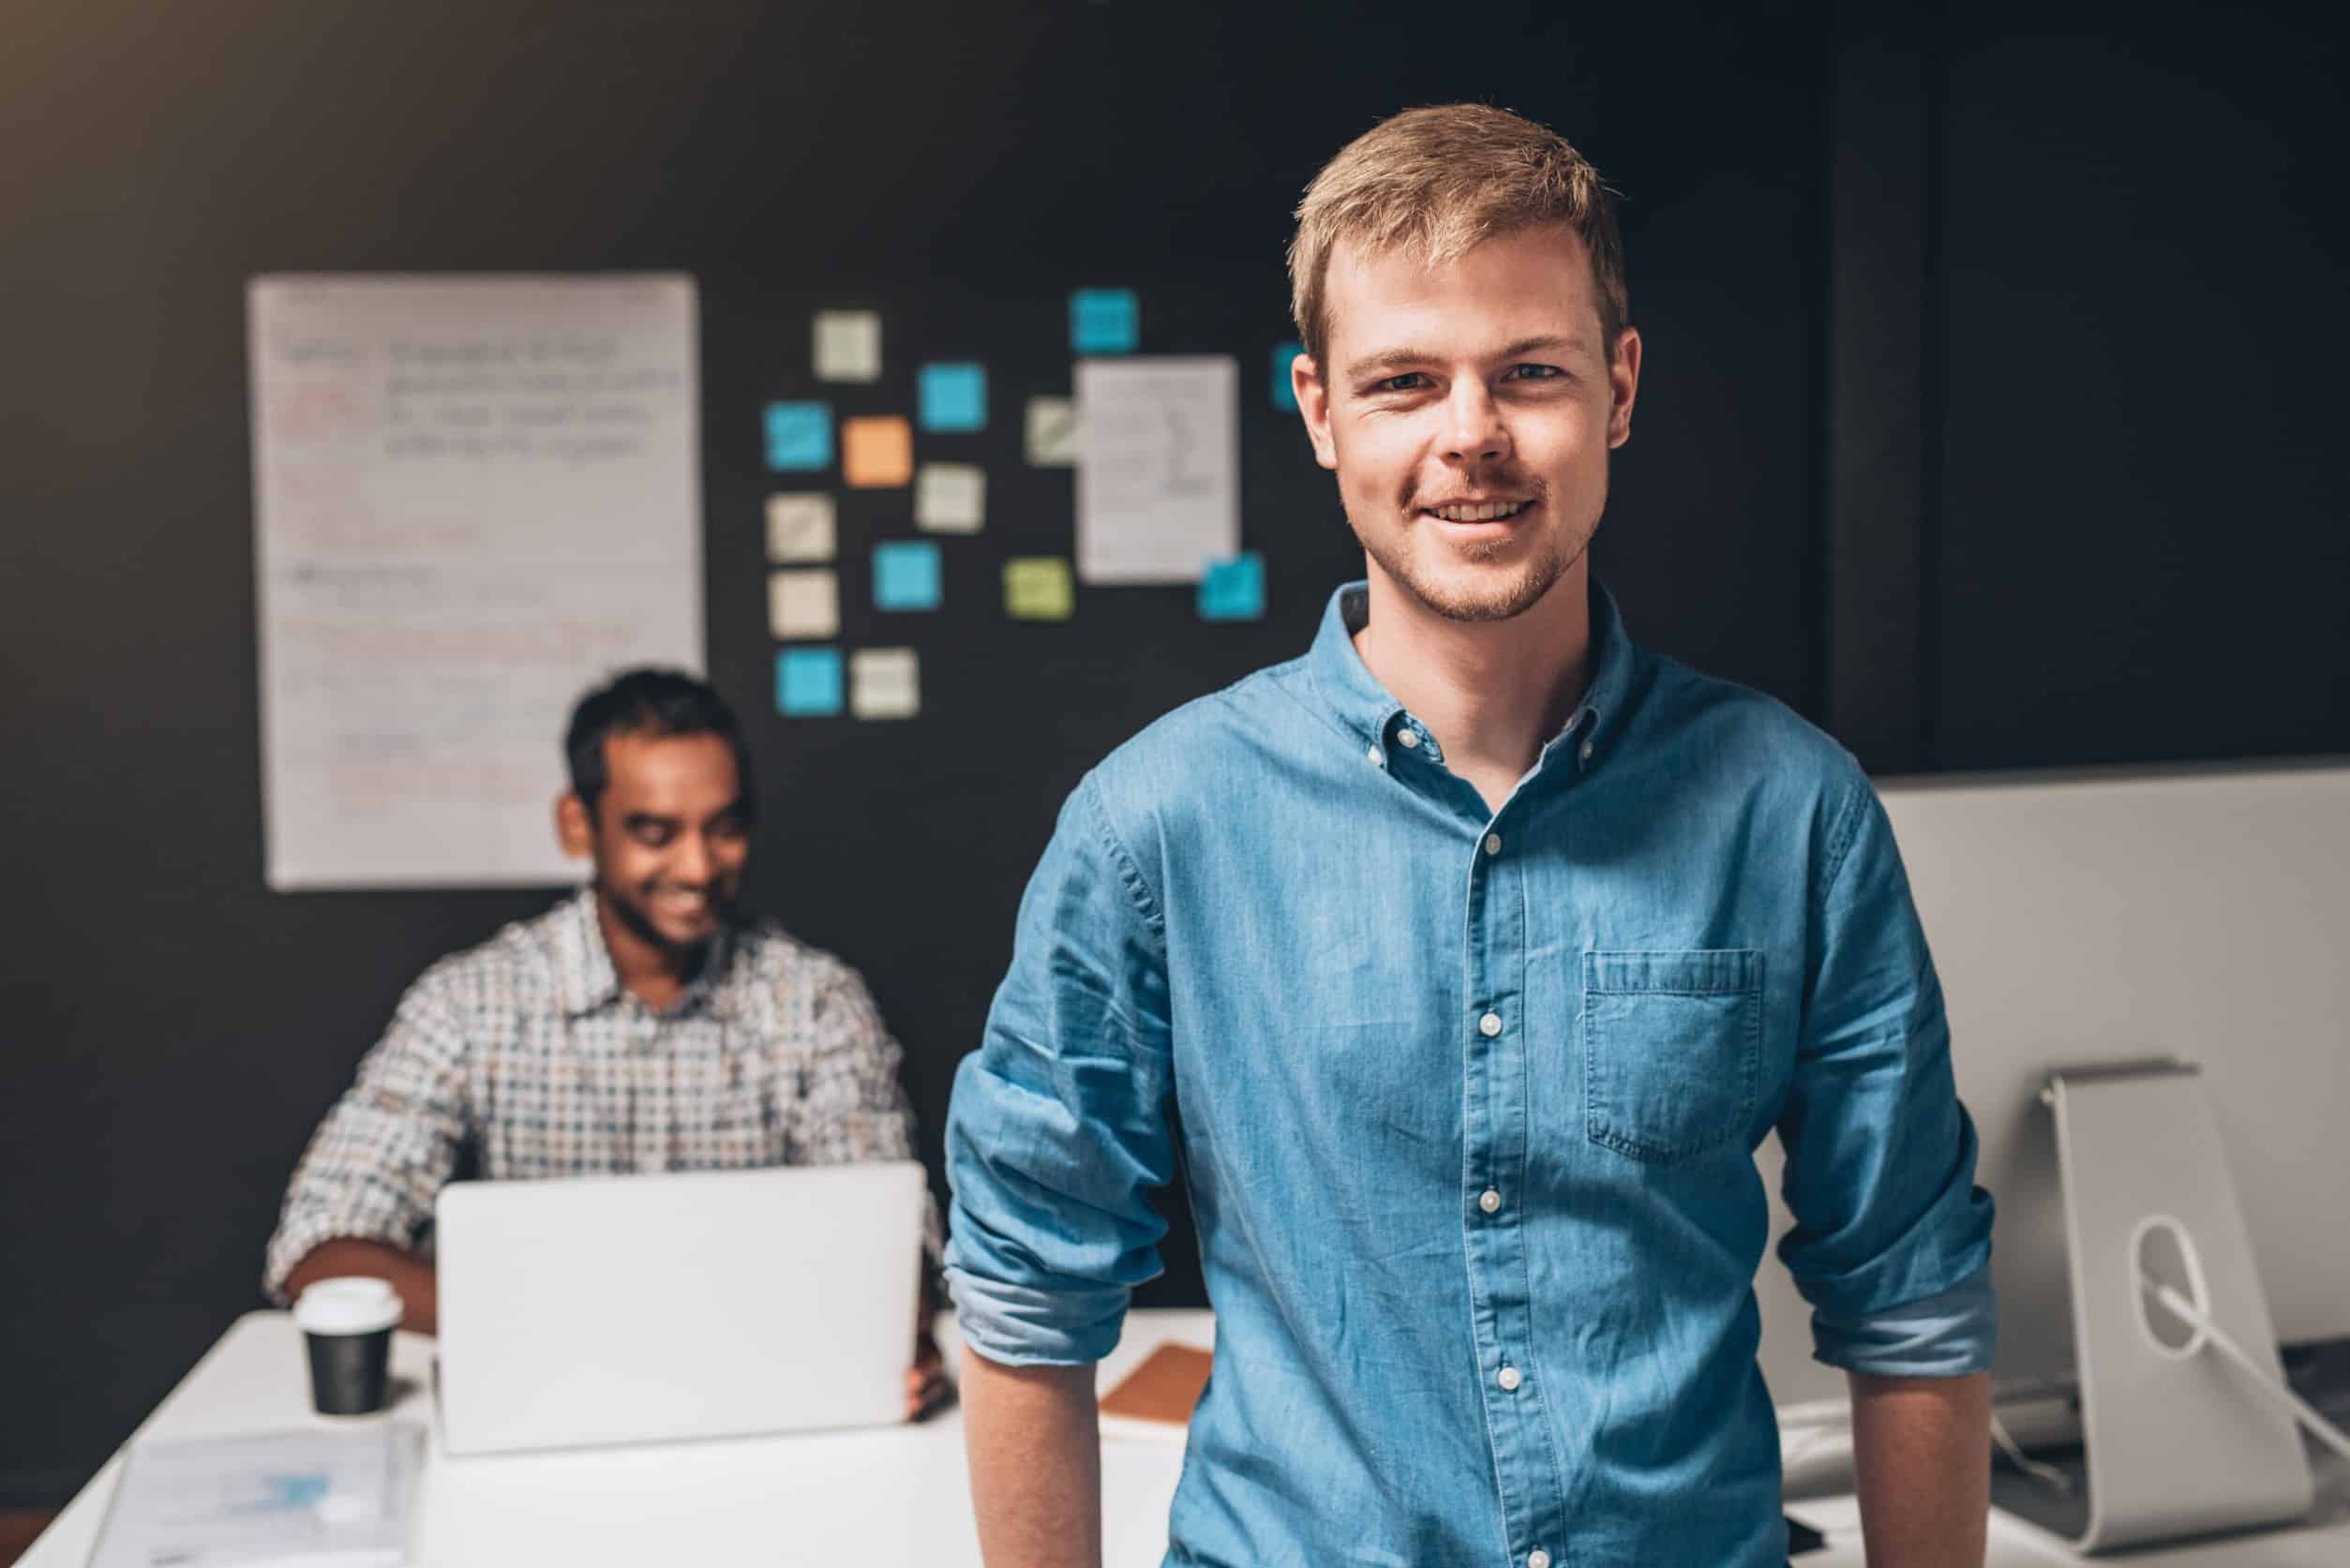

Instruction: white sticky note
[849,647,920,720]
[769,569,839,639]
[813,310,881,382]
[1075,356,1239,583]
[1025,396,1078,467]
[765,493,837,562]
[914,464,986,533]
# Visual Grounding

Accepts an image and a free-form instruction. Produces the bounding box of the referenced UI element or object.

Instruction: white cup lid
[293,1276,403,1336]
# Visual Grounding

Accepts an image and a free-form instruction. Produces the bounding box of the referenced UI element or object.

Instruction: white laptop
[433,1161,926,1456]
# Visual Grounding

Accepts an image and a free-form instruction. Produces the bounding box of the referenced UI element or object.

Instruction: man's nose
[1441,381,1510,465]
[670,833,714,885]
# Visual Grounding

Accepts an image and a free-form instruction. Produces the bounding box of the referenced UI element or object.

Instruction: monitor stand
[1997,1061,2313,1552]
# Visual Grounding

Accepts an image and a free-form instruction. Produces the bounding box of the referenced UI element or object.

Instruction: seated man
[265,667,945,1417]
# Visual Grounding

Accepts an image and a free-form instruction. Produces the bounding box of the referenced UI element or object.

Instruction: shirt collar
[550,886,736,1019]
[1304,575,1639,767]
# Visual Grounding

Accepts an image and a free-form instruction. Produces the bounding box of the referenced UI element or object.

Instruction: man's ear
[1294,352,1340,471]
[1606,325,1643,450]
[555,792,595,859]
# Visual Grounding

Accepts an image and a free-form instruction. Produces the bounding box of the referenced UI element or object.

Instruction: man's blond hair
[1287,103,1628,370]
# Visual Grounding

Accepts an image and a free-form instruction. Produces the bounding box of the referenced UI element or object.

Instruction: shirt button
[1366,743,1383,765]
[1478,1011,1503,1038]
[1528,1551,1551,1568]
[1397,728,1419,748]
[1497,1365,1522,1392]
[1479,1188,1501,1214]
[1483,832,1502,855]
[1579,738,1594,762]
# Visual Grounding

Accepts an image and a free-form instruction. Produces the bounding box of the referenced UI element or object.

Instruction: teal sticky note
[776,648,843,716]
[263,1473,332,1510]
[873,541,942,611]
[1199,553,1266,622]
[765,401,832,470]
[918,363,987,433]
[1070,289,1139,354]
[1272,341,1304,411]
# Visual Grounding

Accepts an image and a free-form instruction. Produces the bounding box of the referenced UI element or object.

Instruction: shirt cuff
[1811,1259,1998,1378]
[943,1266,1128,1367]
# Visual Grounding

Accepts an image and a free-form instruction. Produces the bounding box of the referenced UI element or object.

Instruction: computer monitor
[1753,760,2350,1413]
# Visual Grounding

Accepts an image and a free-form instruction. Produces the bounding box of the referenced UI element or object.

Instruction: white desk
[20,1309,1205,1567]
[22,1310,2350,1565]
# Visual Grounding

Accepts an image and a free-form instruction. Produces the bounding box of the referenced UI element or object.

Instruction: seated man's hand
[906,1328,953,1421]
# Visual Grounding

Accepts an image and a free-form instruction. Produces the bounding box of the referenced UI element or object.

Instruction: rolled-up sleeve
[1776,777,1998,1377]
[944,772,1177,1367]
[262,973,471,1303]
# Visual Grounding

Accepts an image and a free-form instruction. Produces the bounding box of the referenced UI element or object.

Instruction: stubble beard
[599,874,732,959]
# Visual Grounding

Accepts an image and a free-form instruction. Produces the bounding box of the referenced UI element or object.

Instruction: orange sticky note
[842,415,913,488]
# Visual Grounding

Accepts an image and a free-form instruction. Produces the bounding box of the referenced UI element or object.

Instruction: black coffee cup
[294,1277,403,1416]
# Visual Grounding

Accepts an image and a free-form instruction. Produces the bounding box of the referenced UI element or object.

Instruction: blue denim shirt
[946,580,1996,1568]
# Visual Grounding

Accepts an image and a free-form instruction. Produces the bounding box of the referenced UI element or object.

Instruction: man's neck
[1351,557,1594,814]
[591,889,706,1011]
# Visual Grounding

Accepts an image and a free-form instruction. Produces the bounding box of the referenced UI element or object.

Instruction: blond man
[945,105,1995,1567]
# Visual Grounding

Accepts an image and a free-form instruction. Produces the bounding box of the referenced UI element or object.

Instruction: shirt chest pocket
[1582,948,1763,1165]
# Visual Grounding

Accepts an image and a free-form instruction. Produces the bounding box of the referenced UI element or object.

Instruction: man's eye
[633,827,674,846]
[1374,372,1429,393]
[1504,364,1563,381]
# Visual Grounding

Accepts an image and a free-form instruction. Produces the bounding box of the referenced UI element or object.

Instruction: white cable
[1989,1411,2075,1493]
[1782,1396,2079,1494]
[2141,1274,2350,1465]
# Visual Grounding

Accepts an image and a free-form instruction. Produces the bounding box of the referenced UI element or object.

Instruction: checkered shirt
[264,889,936,1301]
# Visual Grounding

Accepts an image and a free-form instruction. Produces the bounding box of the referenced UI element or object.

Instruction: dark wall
[1932,2,2350,768]
[1,0,2341,1507]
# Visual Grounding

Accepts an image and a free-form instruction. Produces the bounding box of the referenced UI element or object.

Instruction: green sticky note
[1004,558,1074,621]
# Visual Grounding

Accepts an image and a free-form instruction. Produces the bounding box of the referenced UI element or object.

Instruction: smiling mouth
[1421,500,1533,523]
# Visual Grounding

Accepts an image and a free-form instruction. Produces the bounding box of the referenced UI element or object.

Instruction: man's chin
[1395,560,1563,624]
[649,909,721,948]
[605,887,726,954]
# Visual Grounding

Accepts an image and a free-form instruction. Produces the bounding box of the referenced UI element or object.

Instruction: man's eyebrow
[620,810,681,829]
[1495,334,1594,363]
[1343,347,1439,381]
[1343,335,1594,381]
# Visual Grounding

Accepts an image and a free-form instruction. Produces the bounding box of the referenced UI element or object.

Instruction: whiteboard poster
[249,275,703,890]
[1074,355,1239,584]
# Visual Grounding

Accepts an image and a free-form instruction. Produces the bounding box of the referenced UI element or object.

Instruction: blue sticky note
[873,541,943,611]
[776,648,843,716]
[1199,553,1266,622]
[918,363,987,433]
[764,401,832,470]
[262,1473,332,1511]
[1070,288,1139,354]
[1272,340,1304,411]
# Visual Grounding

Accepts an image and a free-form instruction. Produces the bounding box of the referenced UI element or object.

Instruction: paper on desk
[1075,356,1239,584]
[91,1422,424,1567]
